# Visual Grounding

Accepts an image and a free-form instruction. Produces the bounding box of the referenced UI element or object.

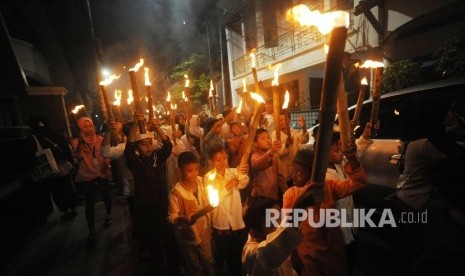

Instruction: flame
[145,96,148,102]
[113,89,122,106]
[394,109,400,116]
[184,74,190,88]
[171,103,177,110]
[250,92,265,104]
[144,67,151,86]
[242,79,247,92]
[129,59,144,72]
[282,90,290,109]
[271,64,282,86]
[166,91,171,102]
[127,89,134,105]
[236,99,243,114]
[208,89,213,98]
[324,43,329,54]
[182,91,186,100]
[250,52,256,68]
[361,77,368,85]
[72,105,85,114]
[354,62,360,68]
[287,4,349,35]
[99,74,121,86]
[207,185,219,207]
[360,60,384,68]
[209,79,214,91]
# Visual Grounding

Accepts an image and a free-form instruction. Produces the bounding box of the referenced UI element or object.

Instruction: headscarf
[77,117,96,147]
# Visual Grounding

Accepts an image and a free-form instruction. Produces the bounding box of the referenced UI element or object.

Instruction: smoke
[92,0,211,78]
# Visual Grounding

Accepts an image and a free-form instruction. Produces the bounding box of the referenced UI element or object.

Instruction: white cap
[136,131,154,141]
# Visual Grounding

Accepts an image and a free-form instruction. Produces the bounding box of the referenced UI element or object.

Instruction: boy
[250,128,285,201]
[283,147,367,275]
[226,121,245,168]
[205,144,249,276]
[167,151,214,276]
[124,112,179,273]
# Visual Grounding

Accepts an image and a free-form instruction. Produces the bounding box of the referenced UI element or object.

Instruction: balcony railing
[232,26,323,77]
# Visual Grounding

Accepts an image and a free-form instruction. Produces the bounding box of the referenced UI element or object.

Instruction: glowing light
[361,77,368,85]
[166,91,171,102]
[242,79,247,92]
[250,92,265,104]
[99,74,121,86]
[271,64,282,86]
[286,4,349,35]
[129,59,144,72]
[324,43,329,54]
[360,60,384,68]
[394,109,400,116]
[236,99,243,114]
[250,52,256,68]
[144,67,151,86]
[282,90,290,109]
[72,105,85,114]
[113,89,122,106]
[184,74,190,88]
[207,185,219,207]
[127,89,134,105]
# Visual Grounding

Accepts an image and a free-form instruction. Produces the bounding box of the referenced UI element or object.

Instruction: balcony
[232,26,324,77]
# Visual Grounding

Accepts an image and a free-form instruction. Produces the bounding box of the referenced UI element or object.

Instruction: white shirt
[205,168,249,230]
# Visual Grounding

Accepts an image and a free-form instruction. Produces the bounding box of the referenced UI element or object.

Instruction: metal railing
[232,26,323,77]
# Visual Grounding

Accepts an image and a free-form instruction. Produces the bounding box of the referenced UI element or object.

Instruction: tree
[434,32,465,78]
[381,60,422,93]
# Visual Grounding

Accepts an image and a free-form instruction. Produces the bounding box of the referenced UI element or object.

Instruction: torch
[144,67,154,121]
[166,91,177,145]
[239,92,266,170]
[127,89,134,121]
[288,4,349,203]
[128,59,145,134]
[71,105,85,122]
[189,171,220,223]
[361,60,384,136]
[250,52,266,95]
[99,74,120,121]
[208,79,215,116]
[336,73,354,153]
[352,77,368,127]
[272,64,282,141]
[112,89,124,123]
[183,74,192,119]
[282,90,291,136]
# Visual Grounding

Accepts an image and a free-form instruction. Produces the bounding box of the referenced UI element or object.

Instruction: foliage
[169,54,213,104]
[381,59,422,93]
[434,32,465,78]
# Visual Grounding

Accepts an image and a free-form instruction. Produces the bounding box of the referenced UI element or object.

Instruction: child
[250,128,285,202]
[272,113,310,186]
[167,151,214,276]
[226,121,245,168]
[124,112,179,274]
[283,147,367,275]
[242,191,316,276]
[205,144,249,276]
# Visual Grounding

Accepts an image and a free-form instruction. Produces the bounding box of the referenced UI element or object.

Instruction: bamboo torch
[250,52,266,94]
[282,90,291,136]
[352,77,368,127]
[128,59,145,134]
[208,79,215,116]
[113,89,124,123]
[361,60,384,136]
[144,67,154,121]
[99,74,120,121]
[127,89,134,121]
[183,74,191,119]
[272,64,282,141]
[238,92,266,170]
[336,73,354,153]
[288,4,349,203]
[166,91,177,145]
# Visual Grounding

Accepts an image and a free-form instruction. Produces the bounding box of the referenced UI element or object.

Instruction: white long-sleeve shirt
[205,168,249,230]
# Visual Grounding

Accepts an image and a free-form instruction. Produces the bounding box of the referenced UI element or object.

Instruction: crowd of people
[30,93,465,275]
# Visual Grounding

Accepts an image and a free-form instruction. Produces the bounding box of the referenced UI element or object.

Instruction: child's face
[254,132,272,151]
[210,150,229,172]
[278,114,289,131]
[292,163,311,187]
[329,141,344,164]
[181,162,200,182]
[80,121,94,135]
[231,124,242,136]
[137,138,155,157]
